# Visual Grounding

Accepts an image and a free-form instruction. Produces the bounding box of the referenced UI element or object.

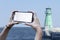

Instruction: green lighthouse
[45,8,53,30]
[44,8,53,36]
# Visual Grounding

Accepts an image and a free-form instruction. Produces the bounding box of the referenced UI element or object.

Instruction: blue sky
[0,0,60,27]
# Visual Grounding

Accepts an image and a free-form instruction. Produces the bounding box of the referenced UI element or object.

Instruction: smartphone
[12,11,34,23]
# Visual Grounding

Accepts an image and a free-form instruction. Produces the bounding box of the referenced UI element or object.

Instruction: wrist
[34,26,42,32]
[36,27,42,32]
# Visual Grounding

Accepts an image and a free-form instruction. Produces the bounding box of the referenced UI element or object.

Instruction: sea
[0,27,60,40]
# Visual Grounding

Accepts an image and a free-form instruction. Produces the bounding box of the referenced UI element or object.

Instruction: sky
[0,0,60,27]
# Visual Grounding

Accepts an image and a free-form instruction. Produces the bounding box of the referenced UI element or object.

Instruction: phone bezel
[12,11,34,23]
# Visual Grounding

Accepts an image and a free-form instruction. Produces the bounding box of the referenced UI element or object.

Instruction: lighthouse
[44,8,53,36]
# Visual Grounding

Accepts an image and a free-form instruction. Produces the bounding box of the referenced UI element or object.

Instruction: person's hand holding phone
[7,11,42,40]
[25,11,41,30]
[25,11,42,40]
[6,12,19,27]
[0,12,20,40]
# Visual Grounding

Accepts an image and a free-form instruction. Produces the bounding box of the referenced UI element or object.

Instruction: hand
[25,11,42,40]
[6,12,19,27]
[0,12,20,40]
[25,11,41,30]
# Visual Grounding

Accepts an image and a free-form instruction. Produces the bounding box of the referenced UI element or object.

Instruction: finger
[33,13,38,22]
[34,13,38,18]
[9,11,15,22]
[13,22,20,24]
[9,13,13,22]
[24,22,32,26]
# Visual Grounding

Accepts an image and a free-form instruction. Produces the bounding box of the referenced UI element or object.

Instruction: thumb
[12,21,19,24]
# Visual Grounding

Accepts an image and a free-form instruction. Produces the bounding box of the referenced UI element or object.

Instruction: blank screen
[14,12,32,22]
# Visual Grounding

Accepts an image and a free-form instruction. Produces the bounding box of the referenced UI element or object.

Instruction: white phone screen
[14,12,32,22]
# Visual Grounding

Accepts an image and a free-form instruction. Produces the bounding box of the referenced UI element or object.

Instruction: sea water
[0,27,60,40]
